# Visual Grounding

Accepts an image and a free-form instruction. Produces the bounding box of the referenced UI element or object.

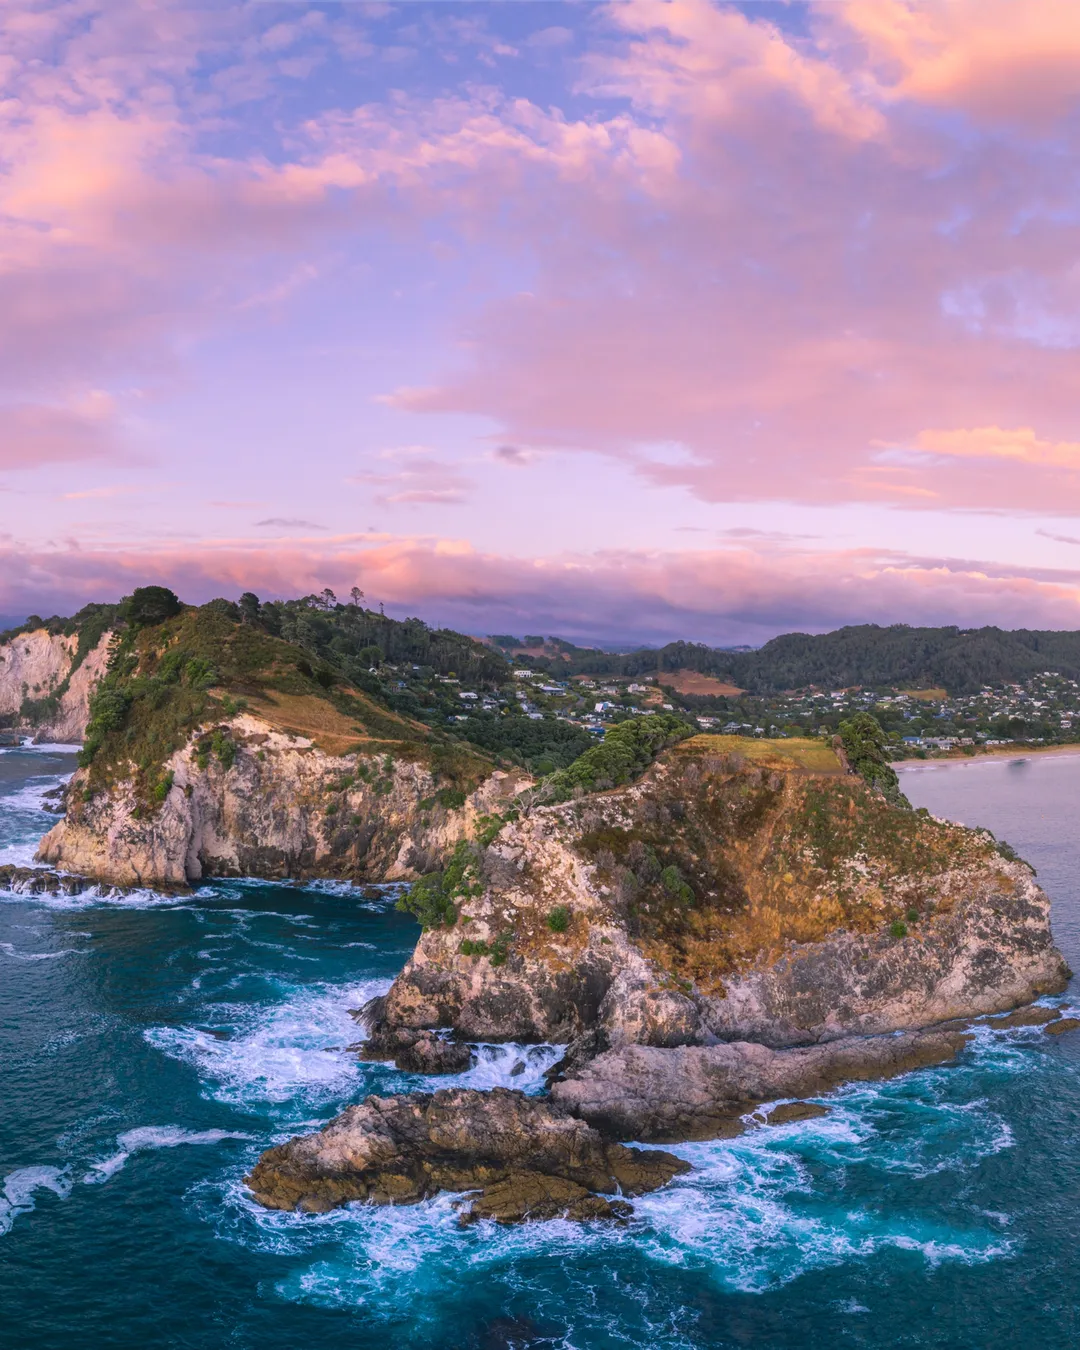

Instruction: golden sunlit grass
[898,687,947,701]
[250,688,428,757]
[674,733,843,774]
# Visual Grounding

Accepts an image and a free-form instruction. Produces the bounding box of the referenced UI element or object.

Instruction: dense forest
[541,625,1080,696]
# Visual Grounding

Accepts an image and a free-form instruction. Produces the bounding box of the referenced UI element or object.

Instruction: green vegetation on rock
[537,714,693,801]
[837,712,910,808]
[69,596,486,812]
[397,840,483,930]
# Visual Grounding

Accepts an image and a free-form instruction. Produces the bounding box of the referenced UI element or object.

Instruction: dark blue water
[3,746,1080,1349]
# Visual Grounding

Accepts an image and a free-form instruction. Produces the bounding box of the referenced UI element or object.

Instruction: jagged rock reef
[549,1027,969,1141]
[380,736,1069,1048]
[244,1087,690,1224]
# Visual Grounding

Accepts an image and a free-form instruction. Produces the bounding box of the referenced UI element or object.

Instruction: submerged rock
[550,1028,970,1141]
[1045,1017,1080,1036]
[244,1086,690,1222]
[752,1101,830,1127]
[989,1006,1063,1029]
[456,1173,633,1225]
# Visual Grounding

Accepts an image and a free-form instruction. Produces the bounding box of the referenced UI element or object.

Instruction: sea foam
[83,1126,252,1184]
[0,1165,72,1238]
[146,978,393,1108]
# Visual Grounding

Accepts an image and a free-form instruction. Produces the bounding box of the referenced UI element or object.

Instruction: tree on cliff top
[837,711,909,809]
[121,586,182,629]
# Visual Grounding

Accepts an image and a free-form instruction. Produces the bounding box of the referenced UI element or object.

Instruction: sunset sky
[5,0,1080,643]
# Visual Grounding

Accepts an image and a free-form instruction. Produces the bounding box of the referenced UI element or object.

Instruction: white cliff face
[0,628,112,742]
[383,799,706,1045]
[37,711,527,889]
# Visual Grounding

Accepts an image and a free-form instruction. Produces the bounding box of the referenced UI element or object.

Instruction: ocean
[2,744,1080,1349]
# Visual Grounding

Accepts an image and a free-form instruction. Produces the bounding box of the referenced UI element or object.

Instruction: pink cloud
[373,1,1080,515]
[4,0,1080,521]
[349,452,472,506]
[5,534,1080,646]
[0,395,122,469]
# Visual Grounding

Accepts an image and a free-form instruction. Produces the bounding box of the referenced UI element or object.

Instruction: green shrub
[476,813,505,846]
[459,938,491,957]
[397,840,483,930]
[660,865,695,906]
[151,771,174,803]
[538,714,692,802]
[905,907,920,923]
[436,786,467,810]
[210,730,236,769]
[489,931,513,966]
[890,919,908,939]
[398,871,457,930]
[78,682,133,766]
[838,712,910,809]
[546,905,571,933]
[121,586,182,629]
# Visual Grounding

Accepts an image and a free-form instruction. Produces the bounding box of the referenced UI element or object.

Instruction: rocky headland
[245,733,1069,1224]
[30,602,524,888]
[9,598,1070,1225]
[0,623,113,743]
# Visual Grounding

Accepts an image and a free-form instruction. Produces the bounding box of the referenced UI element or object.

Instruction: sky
[4,0,1080,645]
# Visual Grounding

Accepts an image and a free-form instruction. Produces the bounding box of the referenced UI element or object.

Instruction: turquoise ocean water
[2,744,1080,1348]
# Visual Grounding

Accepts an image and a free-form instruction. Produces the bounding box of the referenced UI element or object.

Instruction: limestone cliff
[37,709,524,889]
[0,627,112,742]
[379,735,1069,1048]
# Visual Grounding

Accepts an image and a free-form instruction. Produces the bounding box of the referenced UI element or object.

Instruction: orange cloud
[910,426,1080,469]
[835,0,1080,126]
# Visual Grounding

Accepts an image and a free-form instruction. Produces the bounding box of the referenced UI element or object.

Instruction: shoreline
[895,742,1080,770]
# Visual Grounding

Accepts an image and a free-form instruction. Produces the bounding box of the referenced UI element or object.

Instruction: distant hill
[11,597,1080,702]
[549,625,1080,696]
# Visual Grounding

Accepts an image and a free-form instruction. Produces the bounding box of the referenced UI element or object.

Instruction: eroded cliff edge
[0,624,113,743]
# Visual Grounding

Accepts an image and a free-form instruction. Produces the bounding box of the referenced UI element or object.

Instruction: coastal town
[364,647,1080,765]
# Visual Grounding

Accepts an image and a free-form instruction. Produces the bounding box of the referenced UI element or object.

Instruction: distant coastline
[896,742,1080,770]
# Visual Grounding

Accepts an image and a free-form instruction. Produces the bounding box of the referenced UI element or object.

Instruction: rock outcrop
[379,737,1069,1049]
[0,628,112,742]
[352,1023,474,1074]
[549,1028,969,1141]
[244,1087,690,1223]
[0,864,135,900]
[37,711,525,889]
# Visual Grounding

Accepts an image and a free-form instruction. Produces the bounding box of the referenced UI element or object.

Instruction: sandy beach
[895,742,1080,770]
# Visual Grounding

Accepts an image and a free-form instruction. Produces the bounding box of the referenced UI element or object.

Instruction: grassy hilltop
[74,590,491,810]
